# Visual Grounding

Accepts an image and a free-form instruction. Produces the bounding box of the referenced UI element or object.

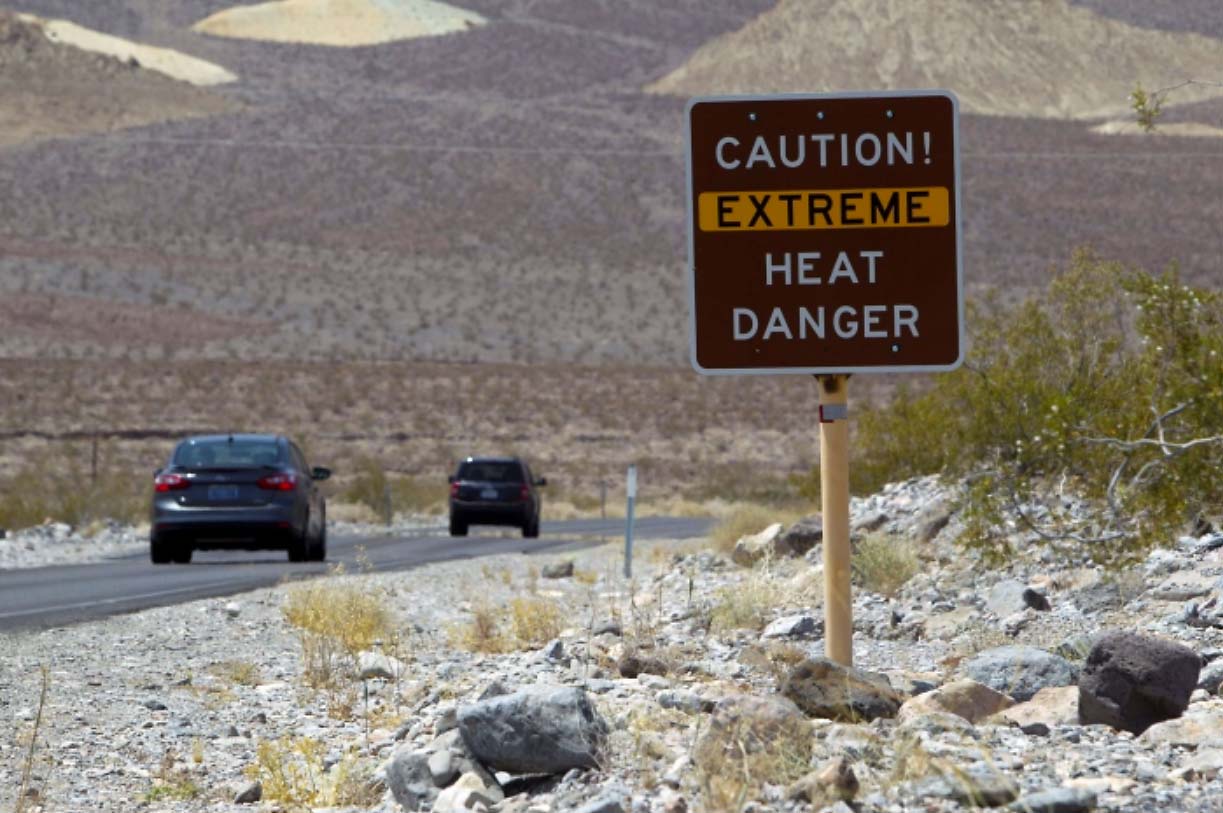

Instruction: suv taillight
[154,473,189,492]
[450,482,460,498]
[519,484,530,501]
[257,473,297,491]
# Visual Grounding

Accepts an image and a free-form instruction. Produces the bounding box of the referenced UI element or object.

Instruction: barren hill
[193,0,485,47]
[0,11,236,147]
[648,0,1223,121]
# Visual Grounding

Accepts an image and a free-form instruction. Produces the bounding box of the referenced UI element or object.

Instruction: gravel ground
[5,477,1223,813]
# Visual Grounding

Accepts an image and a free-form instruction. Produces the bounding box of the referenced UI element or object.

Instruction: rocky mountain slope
[648,0,1223,120]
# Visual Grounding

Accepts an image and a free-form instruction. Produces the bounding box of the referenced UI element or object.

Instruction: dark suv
[449,456,545,538]
[151,434,330,564]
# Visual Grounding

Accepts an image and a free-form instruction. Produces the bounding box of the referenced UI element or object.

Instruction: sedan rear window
[457,461,523,483]
[174,440,283,468]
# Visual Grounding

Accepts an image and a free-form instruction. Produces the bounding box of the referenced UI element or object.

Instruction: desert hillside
[0,0,1220,368]
[648,0,1223,120]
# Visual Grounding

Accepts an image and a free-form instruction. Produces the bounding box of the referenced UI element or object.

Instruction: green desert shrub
[802,250,1223,567]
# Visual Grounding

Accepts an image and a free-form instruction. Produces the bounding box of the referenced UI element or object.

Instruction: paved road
[0,517,712,633]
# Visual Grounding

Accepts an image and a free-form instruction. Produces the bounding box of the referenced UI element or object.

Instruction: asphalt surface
[0,517,712,633]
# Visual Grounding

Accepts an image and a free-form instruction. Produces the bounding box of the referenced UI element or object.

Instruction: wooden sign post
[819,375,852,665]
[685,91,963,666]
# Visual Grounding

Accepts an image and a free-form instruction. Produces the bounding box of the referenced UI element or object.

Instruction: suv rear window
[174,439,283,468]
[457,461,523,483]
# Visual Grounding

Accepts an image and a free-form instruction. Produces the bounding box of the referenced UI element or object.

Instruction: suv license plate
[208,485,240,501]
[480,488,498,500]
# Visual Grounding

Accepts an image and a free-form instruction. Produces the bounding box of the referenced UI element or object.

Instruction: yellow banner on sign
[698,186,950,232]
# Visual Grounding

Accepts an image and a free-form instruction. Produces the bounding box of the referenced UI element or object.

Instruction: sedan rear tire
[306,522,327,562]
[288,531,308,562]
[171,543,193,564]
[150,535,173,565]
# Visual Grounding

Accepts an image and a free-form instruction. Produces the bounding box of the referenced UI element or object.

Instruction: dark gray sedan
[150,434,330,564]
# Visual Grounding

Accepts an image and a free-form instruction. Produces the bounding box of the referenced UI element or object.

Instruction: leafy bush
[834,251,1223,566]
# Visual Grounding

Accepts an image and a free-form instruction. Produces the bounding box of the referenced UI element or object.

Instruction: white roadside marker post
[624,464,638,578]
[819,375,853,666]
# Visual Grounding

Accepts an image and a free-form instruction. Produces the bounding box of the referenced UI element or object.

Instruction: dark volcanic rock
[1078,631,1201,734]
[777,516,823,556]
[618,651,669,678]
[781,658,903,722]
[458,686,608,774]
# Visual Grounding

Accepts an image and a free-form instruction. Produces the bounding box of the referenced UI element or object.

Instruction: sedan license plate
[208,484,240,501]
[480,488,498,500]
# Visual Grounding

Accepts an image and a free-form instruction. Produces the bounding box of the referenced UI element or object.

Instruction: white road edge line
[0,579,248,620]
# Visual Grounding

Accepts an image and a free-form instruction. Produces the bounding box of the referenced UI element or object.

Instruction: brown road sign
[686,91,963,374]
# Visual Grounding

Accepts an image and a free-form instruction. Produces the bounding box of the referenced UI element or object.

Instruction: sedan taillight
[257,473,298,491]
[154,473,189,492]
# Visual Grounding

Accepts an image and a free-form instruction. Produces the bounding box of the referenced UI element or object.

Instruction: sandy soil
[648,0,1223,120]
[193,0,485,46]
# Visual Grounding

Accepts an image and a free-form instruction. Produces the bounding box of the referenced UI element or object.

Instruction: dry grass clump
[452,596,565,653]
[708,572,786,634]
[208,659,263,687]
[707,565,820,635]
[510,597,563,644]
[143,751,203,802]
[248,737,380,808]
[853,534,920,597]
[282,569,395,687]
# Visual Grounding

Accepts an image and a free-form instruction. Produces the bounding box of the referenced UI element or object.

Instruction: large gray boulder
[964,645,1078,702]
[458,685,608,774]
[1078,631,1201,734]
[780,658,903,722]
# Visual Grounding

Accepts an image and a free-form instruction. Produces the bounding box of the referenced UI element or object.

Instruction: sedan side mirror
[311,467,331,481]
[153,468,163,477]
[535,476,547,487]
